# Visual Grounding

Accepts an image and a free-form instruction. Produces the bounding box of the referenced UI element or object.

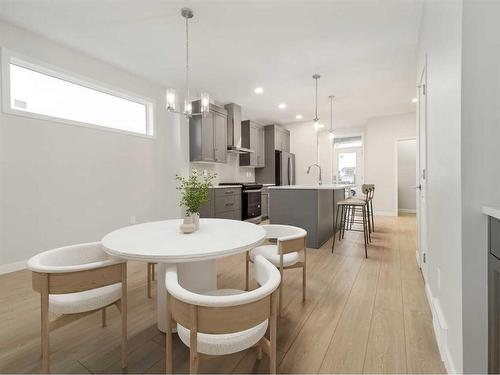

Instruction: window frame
[1,48,155,139]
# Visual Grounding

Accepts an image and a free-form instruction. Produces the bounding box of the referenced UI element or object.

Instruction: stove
[219,183,263,223]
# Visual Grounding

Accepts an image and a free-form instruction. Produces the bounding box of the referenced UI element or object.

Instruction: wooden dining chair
[245,224,307,316]
[27,242,128,373]
[165,254,280,374]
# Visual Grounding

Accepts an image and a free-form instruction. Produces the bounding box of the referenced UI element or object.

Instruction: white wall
[460,1,500,371]
[417,0,463,372]
[364,112,416,216]
[0,21,189,270]
[285,114,416,217]
[397,139,417,212]
[284,121,366,185]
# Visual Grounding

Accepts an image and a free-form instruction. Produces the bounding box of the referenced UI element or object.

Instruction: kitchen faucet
[306,164,323,185]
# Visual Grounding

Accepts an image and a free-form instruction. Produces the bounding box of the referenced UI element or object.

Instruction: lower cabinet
[199,187,242,220]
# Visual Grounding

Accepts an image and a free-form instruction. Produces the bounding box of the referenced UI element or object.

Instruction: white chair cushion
[250,244,299,267]
[49,283,121,314]
[176,289,268,356]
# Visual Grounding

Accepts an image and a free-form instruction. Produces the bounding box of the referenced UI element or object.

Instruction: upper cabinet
[240,120,265,168]
[189,101,227,163]
[274,126,290,152]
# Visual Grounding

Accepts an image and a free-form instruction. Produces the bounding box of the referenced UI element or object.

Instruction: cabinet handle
[224,191,234,195]
[225,202,235,206]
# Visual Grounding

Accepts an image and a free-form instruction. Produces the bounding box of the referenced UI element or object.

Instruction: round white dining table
[101,218,266,332]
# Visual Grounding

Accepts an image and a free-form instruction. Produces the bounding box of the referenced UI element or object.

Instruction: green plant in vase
[176,169,216,231]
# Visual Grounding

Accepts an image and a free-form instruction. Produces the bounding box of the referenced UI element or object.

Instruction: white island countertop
[268,184,354,190]
[483,206,500,220]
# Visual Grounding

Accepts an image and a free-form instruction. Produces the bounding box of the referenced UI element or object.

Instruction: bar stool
[332,192,370,258]
[348,184,375,235]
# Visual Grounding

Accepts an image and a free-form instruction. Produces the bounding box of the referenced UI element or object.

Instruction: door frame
[394,137,417,216]
[416,60,428,280]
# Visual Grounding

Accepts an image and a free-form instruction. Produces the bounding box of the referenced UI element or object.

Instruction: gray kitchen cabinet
[214,111,227,163]
[273,125,290,152]
[199,187,242,220]
[240,120,265,168]
[189,101,227,163]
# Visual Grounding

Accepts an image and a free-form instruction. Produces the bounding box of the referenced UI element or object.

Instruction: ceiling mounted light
[312,74,321,128]
[254,87,264,94]
[412,97,418,103]
[295,114,303,120]
[328,95,335,140]
[165,8,210,118]
[278,103,287,109]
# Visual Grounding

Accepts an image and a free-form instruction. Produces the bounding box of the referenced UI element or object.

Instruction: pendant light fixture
[312,74,324,130]
[166,8,210,117]
[328,95,335,140]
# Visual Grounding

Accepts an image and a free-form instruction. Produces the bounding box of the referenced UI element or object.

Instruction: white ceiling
[0,0,422,127]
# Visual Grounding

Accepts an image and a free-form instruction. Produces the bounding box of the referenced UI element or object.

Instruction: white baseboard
[398,208,416,214]
[415,250,421,268]
[424,283,456,373]
[374,210,397,217]
[0,260,26,275]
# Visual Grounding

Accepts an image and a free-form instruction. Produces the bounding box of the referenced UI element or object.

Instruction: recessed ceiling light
[295,115,303,120]
[254,87,264,94]
[278,103,287,109]
[412,97,418,103]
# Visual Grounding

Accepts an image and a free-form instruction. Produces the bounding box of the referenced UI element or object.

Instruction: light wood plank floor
[0,214,446,374]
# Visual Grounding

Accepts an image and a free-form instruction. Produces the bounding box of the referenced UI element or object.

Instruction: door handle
[414,185,422,190]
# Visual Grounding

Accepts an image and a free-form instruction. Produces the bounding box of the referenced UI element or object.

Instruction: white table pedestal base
[156,260,217,333]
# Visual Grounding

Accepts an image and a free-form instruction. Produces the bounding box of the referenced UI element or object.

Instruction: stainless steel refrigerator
[275,150,295,185]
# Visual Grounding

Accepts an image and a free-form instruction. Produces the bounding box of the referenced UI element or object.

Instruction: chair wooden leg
[40,274,50,374]
[165,293,173,374]
[121,263,128,369]
[302,247,307,302]
[101,307,107,328]
[245,251,250,291]
[269,291,278,374]
[190,305,199,374]
[147,263,152,299]
[257,345,263,360]
[152,263,156,281]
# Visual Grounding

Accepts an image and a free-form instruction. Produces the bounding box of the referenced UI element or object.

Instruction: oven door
[243,189,262,222]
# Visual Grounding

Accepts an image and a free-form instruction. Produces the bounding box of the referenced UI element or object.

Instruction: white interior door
[416,64,428,280]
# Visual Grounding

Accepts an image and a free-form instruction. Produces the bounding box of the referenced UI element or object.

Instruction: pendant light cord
[185,17,190,101]
[330,96,333,132]
[315,77,318,121]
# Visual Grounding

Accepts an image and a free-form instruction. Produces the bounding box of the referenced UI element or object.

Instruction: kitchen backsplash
[190,153,255,184]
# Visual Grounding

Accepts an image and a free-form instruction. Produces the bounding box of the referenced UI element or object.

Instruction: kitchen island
[268,184,353,248]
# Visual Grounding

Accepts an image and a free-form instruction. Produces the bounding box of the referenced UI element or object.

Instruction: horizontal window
[2,52,154,137]
[334,136,362,149]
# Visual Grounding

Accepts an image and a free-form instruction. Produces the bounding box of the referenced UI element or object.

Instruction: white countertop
[212,185,242,189]
[268,184,353,190]
[483,206,500,220]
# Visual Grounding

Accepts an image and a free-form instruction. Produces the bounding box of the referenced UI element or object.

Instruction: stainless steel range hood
[224,103,253,154]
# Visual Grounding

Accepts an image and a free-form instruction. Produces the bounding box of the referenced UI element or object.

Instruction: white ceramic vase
[180,216,196,234]
[191,212,200,230]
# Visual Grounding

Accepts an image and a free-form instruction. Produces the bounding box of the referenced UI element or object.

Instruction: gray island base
[268,185,351,248]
